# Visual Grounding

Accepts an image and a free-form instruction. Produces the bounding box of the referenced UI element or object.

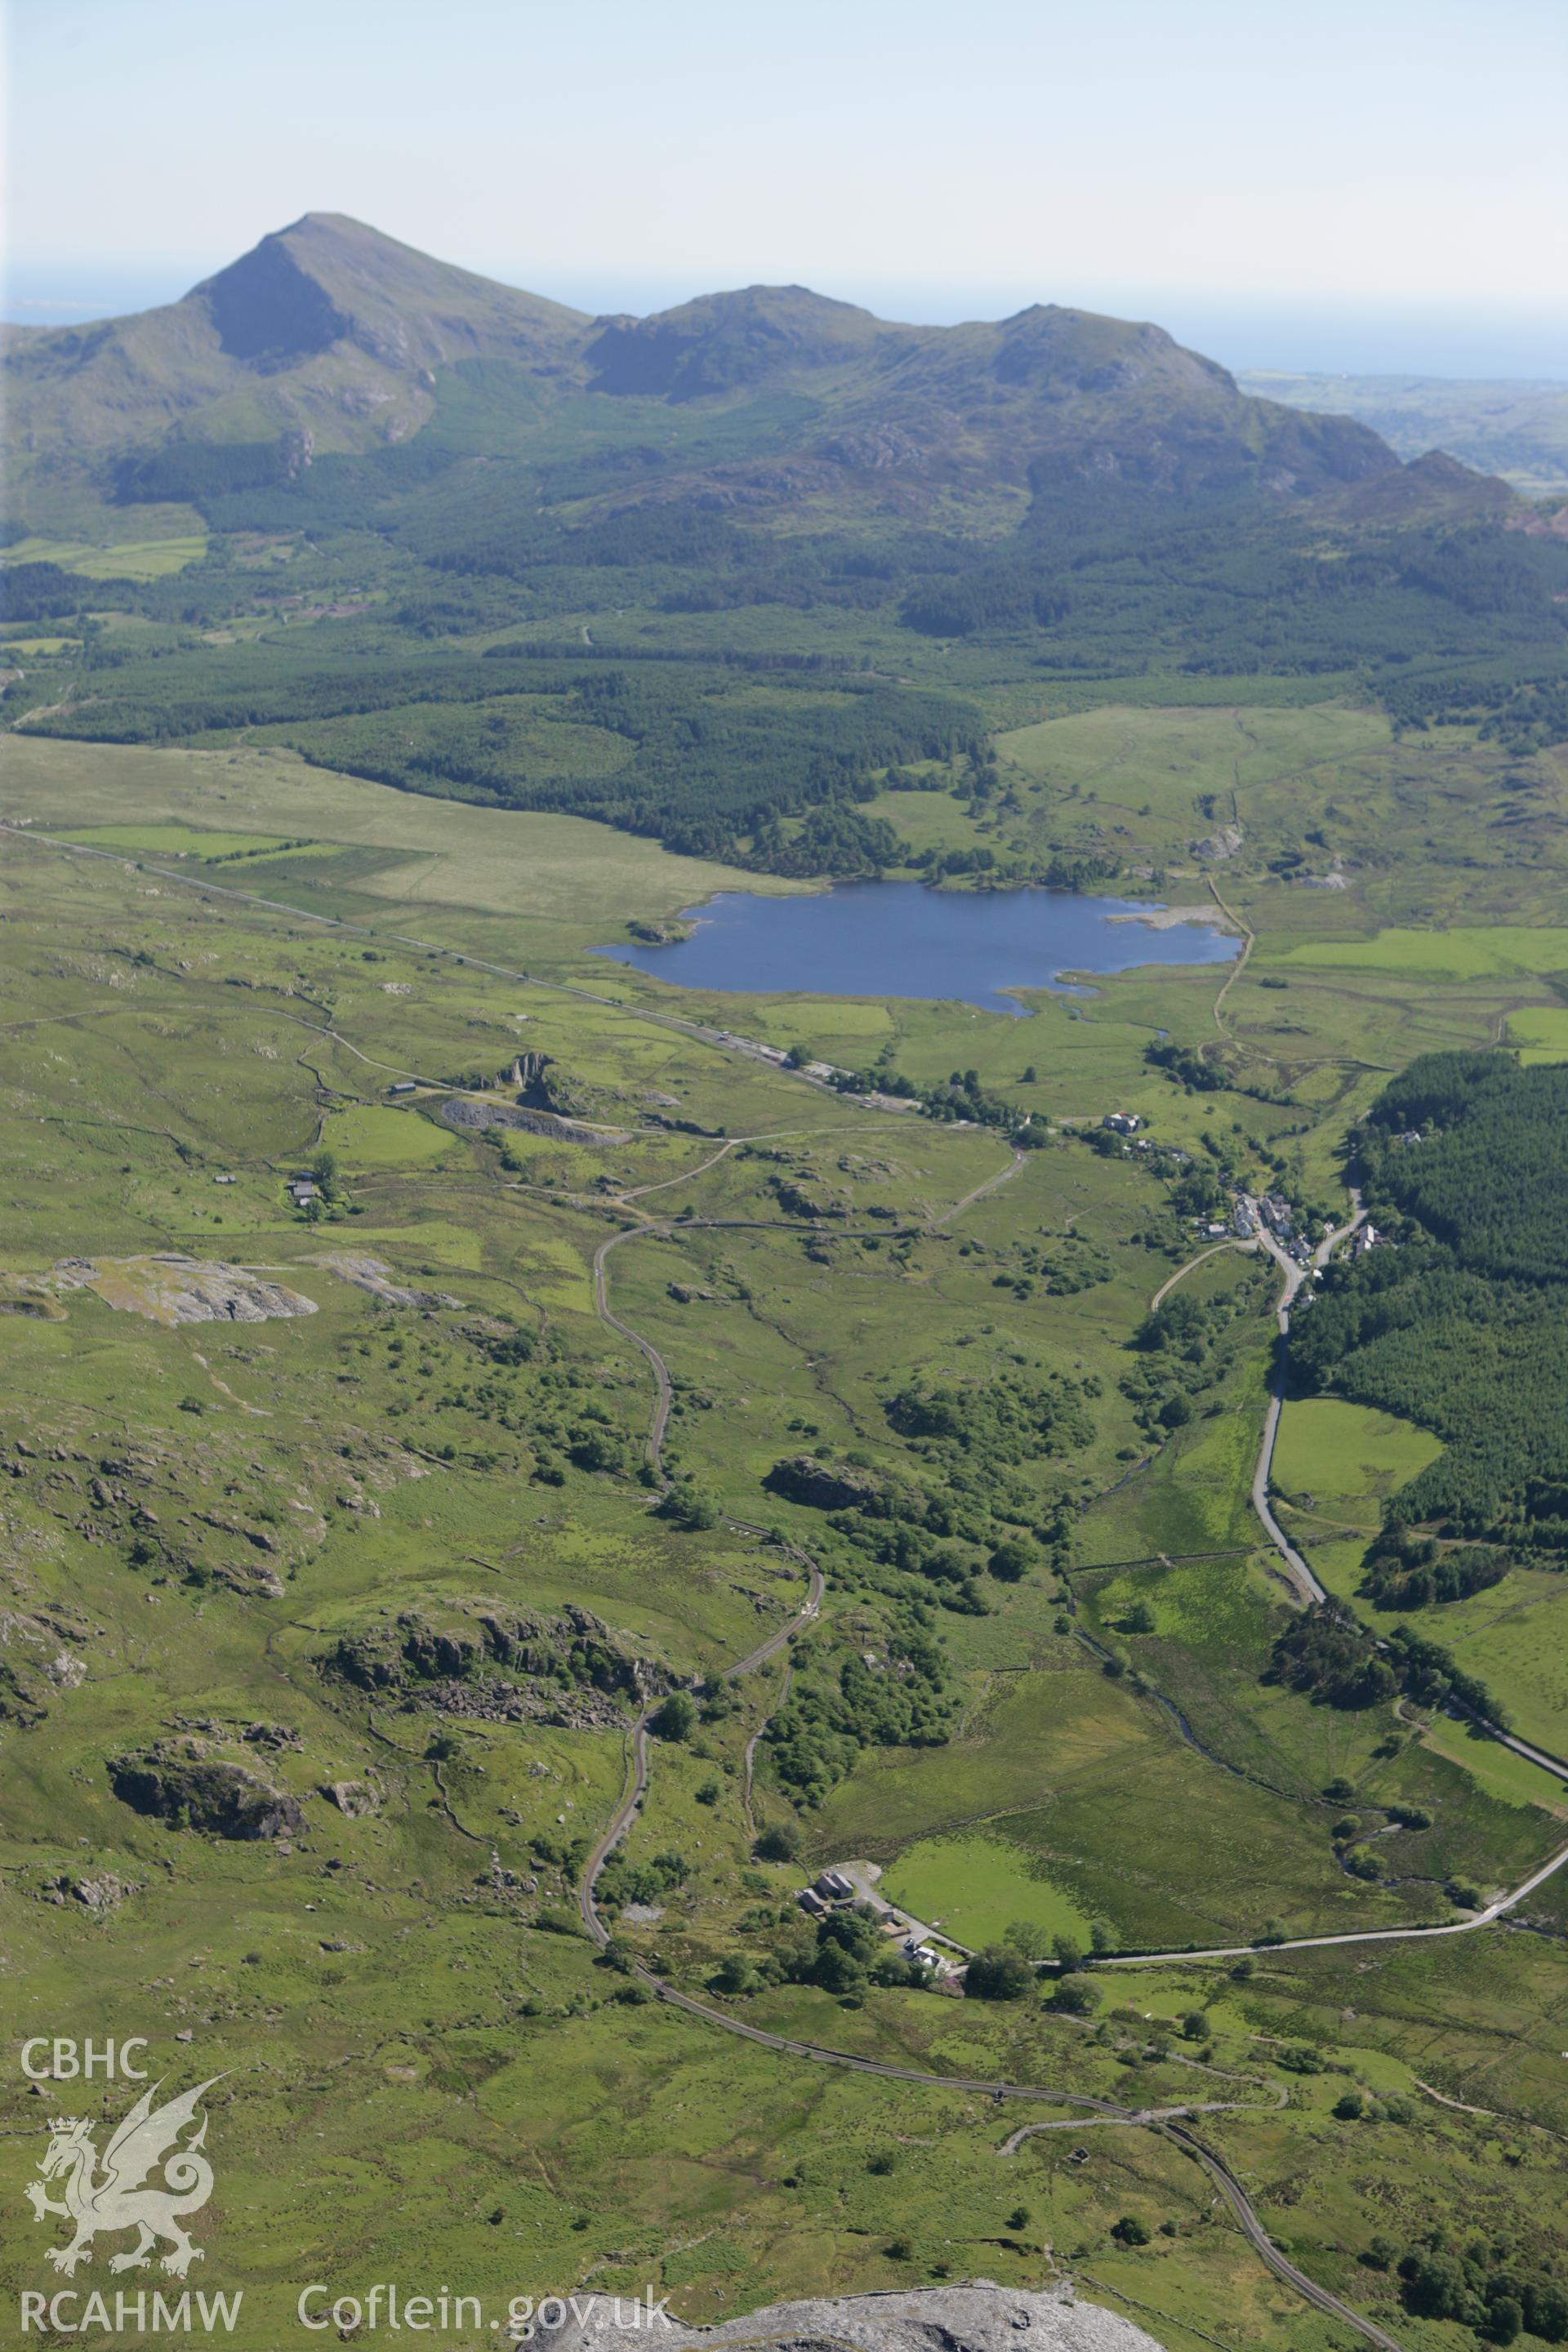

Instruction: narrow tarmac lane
[582,1203,1406,2350]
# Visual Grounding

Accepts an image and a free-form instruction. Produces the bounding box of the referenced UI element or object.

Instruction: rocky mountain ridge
[7,211,1493,530]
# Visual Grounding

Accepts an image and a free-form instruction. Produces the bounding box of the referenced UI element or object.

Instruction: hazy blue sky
[7,0,1567,372]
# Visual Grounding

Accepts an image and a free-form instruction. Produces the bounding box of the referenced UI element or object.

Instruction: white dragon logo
[24,2076,222,2278]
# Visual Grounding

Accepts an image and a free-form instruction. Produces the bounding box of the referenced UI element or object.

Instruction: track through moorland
[579,1183,1408,2351]
[0,822,928,1110]
[12,819,1529,2345]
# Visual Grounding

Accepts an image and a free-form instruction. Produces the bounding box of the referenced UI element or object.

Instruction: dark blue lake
[595,882,1237,1017]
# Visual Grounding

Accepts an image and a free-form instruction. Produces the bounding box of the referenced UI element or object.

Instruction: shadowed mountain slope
[2,214,589,466]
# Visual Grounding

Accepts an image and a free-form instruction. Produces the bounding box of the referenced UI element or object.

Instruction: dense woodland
[10,403,1568,867]
[15,632,984,871]
[1294,1054,1568,1549]
[1269,1606,1505,1726]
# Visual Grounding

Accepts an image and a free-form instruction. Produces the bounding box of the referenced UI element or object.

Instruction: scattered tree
[650,1692,697,1741]
[964,1944,1035,2000]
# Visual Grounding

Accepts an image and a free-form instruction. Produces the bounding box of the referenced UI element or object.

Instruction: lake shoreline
[598,879,1238,1017]
[1105,901,1241,933]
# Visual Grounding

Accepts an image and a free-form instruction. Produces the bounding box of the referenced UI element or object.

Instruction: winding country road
[1247,1203,1568,1791]
[1000,2085,1287,2154]
[17,817,1533,2348]
[575,1740,1401,2345]
[590,1210,947,1485]
[1096,1826,1568,1968]
[1159,2120,1400,2352]
[724,1549,825,1678]
[1247,1209,1362,1606]
[592,1224,679,1472]
[579,1169,1568,2343]
[580,1196,1407,2351]
[577,1160,1568,2345]
[1204,876,1252,1034]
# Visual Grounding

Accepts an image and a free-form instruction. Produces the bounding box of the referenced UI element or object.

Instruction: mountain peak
[285,209,377,233]
[988,301,1232,394]
[586,282,894,399]
[187,212,587,368]
[191,229,349,362]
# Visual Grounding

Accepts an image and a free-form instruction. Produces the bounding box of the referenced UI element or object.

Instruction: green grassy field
[1281,924,1568,980]
[1507,1005,1568,1062]
[1272,1397,1443,1526]
[323,1101,464,1166]
[2,735,798,931]
[5,530,208,577]
[1272,1405,1568,1763]
[60,819,318,858]
[4,719,1568,2350]
[878,1834,1093,1947]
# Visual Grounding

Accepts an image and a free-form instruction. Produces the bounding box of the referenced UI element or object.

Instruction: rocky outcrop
[318,1778,381,1816]
[819,425,927,472]
[0,1603,88,1726]
[319,1601,654,1726]
[440,1098,630,1148]
[764,1455,886,1512]
[170,1715,301,1750]
[47,1255,318,1326]
[313,1252,461,1310]
[39,1871,140,1912]
[538,2283,1164,2352]
[109,1739,303,1840]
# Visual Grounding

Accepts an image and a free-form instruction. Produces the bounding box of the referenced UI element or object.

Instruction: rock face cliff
[538,2283,1166,2352]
